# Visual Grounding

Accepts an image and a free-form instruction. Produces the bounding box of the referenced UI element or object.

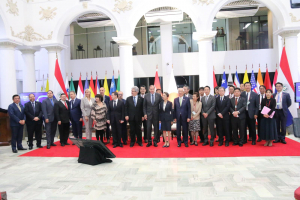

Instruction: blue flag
[110,75,116,96]
[221,71,228,92]
[84,76,89,91]
[250,70,257,93]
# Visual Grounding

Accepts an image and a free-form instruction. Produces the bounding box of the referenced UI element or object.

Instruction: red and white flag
[154,65,161,91]
[53,59,68,99]
[77,74,84,99]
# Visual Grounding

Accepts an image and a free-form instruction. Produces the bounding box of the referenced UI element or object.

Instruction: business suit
[42,98,58,145]
[103,95,111,141]
[273,92,291,142]
[184,94,193,99]
[125,95,144,145]
[107,99,125,146]
[227,93,235,141]
[199,95,205,142]
[143,93,162,144]
[70,98,83,139]
[201,94,216,144]
[24,101,43,147]
[8,103,26,151]
[173,96,191,145]
[230,96,247,145]
[120,98,127,144]
[80,97,95,140]
[140,94,147,142]
[241,91,259,143]
[257,93,265,141]
[215,96,231,144]
[55,100,70,145]
[159,101,173,131]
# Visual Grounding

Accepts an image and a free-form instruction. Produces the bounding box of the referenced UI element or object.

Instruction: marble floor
[1,135,300,200]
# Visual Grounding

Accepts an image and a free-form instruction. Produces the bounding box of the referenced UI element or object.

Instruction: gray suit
[201,94,216,143]
[80,97,95,140]
[143,93,162,143]
[185,94,193,99]
[42,98,58,145]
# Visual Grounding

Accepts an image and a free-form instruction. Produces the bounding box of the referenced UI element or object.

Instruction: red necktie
[64,102,68,110]
[235,98,238,111]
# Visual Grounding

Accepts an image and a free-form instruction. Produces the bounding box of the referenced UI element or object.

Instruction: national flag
[45,76,49,92]
[154,65,161,90]
[77,74,84,99]
[234,68,240,88]
[41,74,45,92]
[264,67,272,90]
[53,59,68,99]
[277,46,297,126]
[95,74,100,95]
[256,67,264,93]
[243,68,249,83]
[89,74,95,98]
[221,71,228,94]
[168,66,179,103]
[104,72,111,99]
[84,76,89,91]
[213,69,218,88]
[250,70,257,93]
[116,71,120,92]
[65,74,70,98]
[70,76,75,93]
[272,67,278,93]
[110,73,116,96]
[227,66,233,85]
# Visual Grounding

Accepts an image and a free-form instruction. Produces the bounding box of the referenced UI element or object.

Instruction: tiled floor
[1,135,300,200]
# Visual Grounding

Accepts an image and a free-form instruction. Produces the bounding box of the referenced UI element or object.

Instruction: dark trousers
[129,119,142,144]
[245,111,256,142]
[71,119,82,139]
[121,121,127,143]
[105,123,110,140]
[26,122,42,146]
[257,112,262,139]
[146,117,159,143]
[111,122,122,145]
[10,125,24,150]
[176,115,188,144]
[199,118,204,141]
[58,122,70,144]
[216,118,230,142]
[276,109,287,140]
[142,120,147,141]
[45,120,57,145]
[231,116,245,144]
[228,116,233,141]
[202,117,215,143]
[96,129,105,142]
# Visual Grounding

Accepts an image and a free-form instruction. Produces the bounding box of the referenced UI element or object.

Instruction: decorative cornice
[0,39,22,50]
[11,25,53,42]
[6,0,19,16]
[192,0,214,6]
[42,44,68,52]
[289,13,300,23]
[193,31,217,41]
[39,7,57,21]
[112,36,138,46]
[274,27,300,37]
[112,0,132,13]
[19,49,37,54]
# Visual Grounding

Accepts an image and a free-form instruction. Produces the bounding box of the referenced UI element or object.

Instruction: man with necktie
[139,85,148,143]
[118,91,128,145]
[69,91,83,140]
[8,94,27,153]
[183,85,193,99]
[273,82,291,144]
[54,93,70,146]
[257,85,266,142]
[227,85,235,141]
[198,87,205,143]
[24,94,43,149]
[42,90,58,149]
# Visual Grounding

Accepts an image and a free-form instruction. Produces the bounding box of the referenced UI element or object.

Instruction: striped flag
[250,70,257,93]
[256,67,264,93]
[104,73,111,99]
[234,68,240,88]
[227,66,233,85]
[89,74,95,98]
[77,74,84,99]
[116,71,120,92]
[95,74,100,95]
[53,59,68,99]
[65,74,70,98]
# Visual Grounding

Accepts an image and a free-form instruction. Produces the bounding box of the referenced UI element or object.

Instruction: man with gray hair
[125,86,144,147]
[183,85,192,99]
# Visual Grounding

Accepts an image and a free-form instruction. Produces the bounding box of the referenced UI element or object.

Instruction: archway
[0,7,9,39]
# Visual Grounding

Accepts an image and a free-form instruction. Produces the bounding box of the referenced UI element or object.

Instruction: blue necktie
[220,97,223,103]
[134,96,136,107]
[32,102,35,113]
[277,93,280,109]
[151,94,154,105]
[50,98,54,106]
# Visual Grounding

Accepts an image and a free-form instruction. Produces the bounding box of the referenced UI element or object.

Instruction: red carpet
[20,137,300,158]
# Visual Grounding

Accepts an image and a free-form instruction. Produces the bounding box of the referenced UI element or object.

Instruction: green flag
[116,73,120,92]
[69,77,75,99]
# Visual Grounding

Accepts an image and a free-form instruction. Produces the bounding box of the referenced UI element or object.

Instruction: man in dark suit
[227,85,235,142]
[274,82,292,144]
[174,88,191,147]
[143,85,162,147]
[54,93,70,146]
[107,92,125,148]
[69,91,82,140]
[241,82,259,145]
[125,86,144,147]
[257,85,266,142]
[230,88,247,147]
[100,87,111,144]
[139,85,147,143]
[24,93,43,149]
[118,91,128,145]
[201,86,216,146]
[183,85,193,99]
[215,87,231,146]
[42,90,58,149]
[198,87,205,143]
[8,94,27,153]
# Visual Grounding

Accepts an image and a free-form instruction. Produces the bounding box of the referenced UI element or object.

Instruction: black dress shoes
[119,144,123,147]
[232,143,238,146]
[123,142,127,145]
[144,139,148,143]
[281,140,287,144]
[252,141,256,145]
[200,140,204,143]
[12,149,17,153]
[18,147,27,150]
[185,143,188,147]
[37,145,43,148]
[65,143,70,145]
[257,138,262,142]
[239,143,243,147]
[138,142,143,147]
[225,142,229,147]
[47,145,50,149]
[154,143,158,147]
[210,142,214,147]
[146,143,152,147]
[177,143,181,147]
[51,143,57,146]
[243,141,247,144]
[202,142,209,146]
[113,144,118,148]
[273,140,280,143]
[218,142,223,146]
[130,143,134,147]
[61,144,65,147]
[29,146,33,150]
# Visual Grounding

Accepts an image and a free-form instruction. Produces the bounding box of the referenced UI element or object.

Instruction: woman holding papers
[260,89,278,146]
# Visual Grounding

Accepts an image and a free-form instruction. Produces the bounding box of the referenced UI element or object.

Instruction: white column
[113,37,138,98]
[0,41,18,109]
[19,49,37,92]
[160,22,173,92]
[42,44,66,91]
[193,31,217,95]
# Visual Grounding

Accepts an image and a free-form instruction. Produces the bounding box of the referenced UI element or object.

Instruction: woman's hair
[84,89,91,98]
[193,92,200,101]
[95,94,103,102]
[266,89,273,94]
[163,92,169,98]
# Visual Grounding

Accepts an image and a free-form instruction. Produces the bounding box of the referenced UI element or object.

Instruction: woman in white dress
[80,89,95,140]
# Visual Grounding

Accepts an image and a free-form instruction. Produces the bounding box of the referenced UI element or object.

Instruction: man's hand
[191,117,194,121]
[233,112,238,117]
[174,119,177,123]
[218,113,223,118]
[203,113,208,118]
[125,116,129,121]
[45,119,49,123]
[187,118,190,122]
[58,121,61,125]
[120,120,124,124]
[79,118,83,122]
[254,115,258,120]
[33,117,39,121]
[144,115,147,120]
[85,116,89,122]
[142,117,144,121]
[171,121,173,125]
[107,120,110,124]
[19,120,23,125]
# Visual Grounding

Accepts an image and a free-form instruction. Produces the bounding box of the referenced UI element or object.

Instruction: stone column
[113,36,138,98]
[19,49,38,92]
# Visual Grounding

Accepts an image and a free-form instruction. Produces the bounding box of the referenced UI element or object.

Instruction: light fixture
[243,23,251,29]
[213,19,217,23]
[254,21,258,23]
[173,25,176,27]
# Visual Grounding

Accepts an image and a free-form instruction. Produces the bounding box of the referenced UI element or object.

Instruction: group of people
[7,81,291,153]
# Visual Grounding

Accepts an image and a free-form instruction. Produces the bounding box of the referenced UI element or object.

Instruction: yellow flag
[243,70,249,83]
[103,75,110,97]
[45,78,49,92]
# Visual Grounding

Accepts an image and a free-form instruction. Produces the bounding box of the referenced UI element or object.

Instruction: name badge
[247,101,250,105]
[192,111,196,115]
[277,103,281,105]
[235,105,237,108]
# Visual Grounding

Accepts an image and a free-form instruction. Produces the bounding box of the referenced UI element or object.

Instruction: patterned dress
[91,103,107,130]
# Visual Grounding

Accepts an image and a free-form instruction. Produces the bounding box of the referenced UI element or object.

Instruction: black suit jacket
[159,101,173,121]
[143,93,162,119]
[230,97,247,119]
[54,100,70,123]
[107,99,125,124]
[24,101,43,124]
[215,96,231,119]
[257,93,266,111]
[241,91,259,118]
[125,96,144,121]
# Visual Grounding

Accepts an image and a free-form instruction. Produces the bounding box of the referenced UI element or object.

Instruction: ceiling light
[243,23,251,29]
[254,21,258,23]
[173,25,176,27]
